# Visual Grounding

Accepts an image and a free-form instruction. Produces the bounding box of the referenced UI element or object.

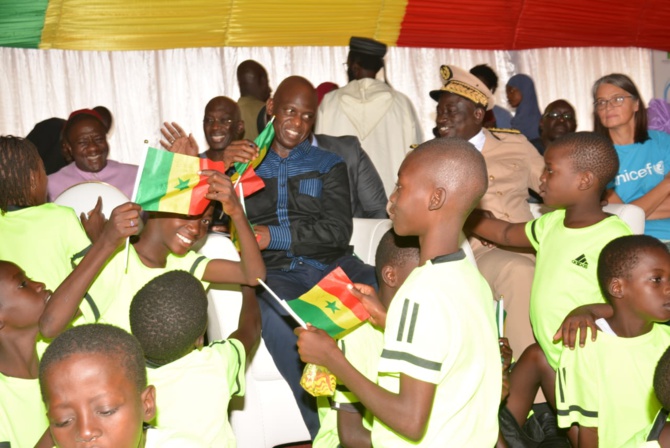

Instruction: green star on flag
[325,300,340,313]
[175,177,190,191]
[286,267,370,338]
[134,147,225,216]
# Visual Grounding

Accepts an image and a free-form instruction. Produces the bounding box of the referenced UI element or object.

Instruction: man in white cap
[431,65,545,365]
[316,36,423,196]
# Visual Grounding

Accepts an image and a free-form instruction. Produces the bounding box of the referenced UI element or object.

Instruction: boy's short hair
[414,137,488,214]
[130,270,208,366]
[549,131,619,191]
[654,345,670,409]
[39,324,147,395]
[597,235,669,301]
[0,135,45,213]
[374,229,420,281]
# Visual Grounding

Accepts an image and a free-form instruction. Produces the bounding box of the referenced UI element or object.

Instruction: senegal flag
[134,147,225,215]
[288,267,370,339]
[230,118,275,196]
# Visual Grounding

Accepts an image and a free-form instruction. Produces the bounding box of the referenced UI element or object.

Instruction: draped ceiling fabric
[0,0,668,50]
[0,0,663,165]
[0,46,653,167]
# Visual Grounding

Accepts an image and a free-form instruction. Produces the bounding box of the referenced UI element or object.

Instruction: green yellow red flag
[230,117,275,187]
[287,267,370,338]
[134,147,225,215]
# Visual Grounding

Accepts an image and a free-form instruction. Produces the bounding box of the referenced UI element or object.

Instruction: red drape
[397,0,670,51]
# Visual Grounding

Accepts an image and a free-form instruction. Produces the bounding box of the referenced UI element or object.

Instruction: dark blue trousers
[256,255,377,440]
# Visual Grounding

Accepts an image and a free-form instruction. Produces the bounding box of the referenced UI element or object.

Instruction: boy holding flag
[297,138,501,446]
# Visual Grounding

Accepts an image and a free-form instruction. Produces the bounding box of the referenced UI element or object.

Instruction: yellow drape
[40,0,407,50]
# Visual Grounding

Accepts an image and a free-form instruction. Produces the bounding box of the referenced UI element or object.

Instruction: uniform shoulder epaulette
[489,127,521,134]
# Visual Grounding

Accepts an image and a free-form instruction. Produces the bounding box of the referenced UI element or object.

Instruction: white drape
[0,46,652,165]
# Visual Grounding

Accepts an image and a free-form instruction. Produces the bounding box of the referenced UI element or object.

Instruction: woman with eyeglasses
[593,73,670,243]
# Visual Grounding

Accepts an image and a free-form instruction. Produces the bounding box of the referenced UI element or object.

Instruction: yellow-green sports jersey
[372,250,501,447]
[147,339,246,447]
[0,203,90,292]
[0,373,48,447]
[556,325,670,447]
[525,210,631,368]
[313,321,384,448]
[144,427,208,447]
[620,409,669,448]
[74,244,209,331]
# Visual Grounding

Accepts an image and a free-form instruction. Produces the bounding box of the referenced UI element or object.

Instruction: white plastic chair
[201,221,479,447]
[351,218,478,267]
[198,233,310,448]
[53,181,129,218]
[528,202,645,234]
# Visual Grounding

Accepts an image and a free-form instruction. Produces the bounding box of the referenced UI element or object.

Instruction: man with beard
[316,37,423,197]
[431,65,544,368]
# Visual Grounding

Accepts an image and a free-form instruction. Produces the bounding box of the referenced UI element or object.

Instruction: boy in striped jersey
[297,137,502,446]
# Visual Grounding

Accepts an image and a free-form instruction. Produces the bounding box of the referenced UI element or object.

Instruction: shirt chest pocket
[299,178,323,198]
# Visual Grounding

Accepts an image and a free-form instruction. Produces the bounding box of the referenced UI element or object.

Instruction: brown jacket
[471,128,545,254]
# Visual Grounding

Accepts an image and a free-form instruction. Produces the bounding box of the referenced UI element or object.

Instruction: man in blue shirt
[224,76,377,438]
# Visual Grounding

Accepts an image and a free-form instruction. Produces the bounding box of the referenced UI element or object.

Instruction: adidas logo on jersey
[572,254,588,269]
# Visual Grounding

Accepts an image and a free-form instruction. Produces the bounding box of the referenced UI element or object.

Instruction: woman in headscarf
[506,74,542,141]
[593,73,670,243]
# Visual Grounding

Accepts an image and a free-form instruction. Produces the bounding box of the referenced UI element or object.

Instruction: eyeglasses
[544,112,574,120]
[593,95,633,110]
[203,117,234,126]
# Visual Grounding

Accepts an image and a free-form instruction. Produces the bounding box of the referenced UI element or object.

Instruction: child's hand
[160,122,199,156]
[295,325,340,368]
[201,170,242,217]
[100,202,141,247]
[348,283,387,329]
[499,337,512,371]
[553,305,599,349]
[81,196,106,243]
[223,140,260,168]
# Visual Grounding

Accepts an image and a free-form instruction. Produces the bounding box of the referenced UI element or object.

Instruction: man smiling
[48,109,137,200]
[201,96,245,162]
[224,76,377,438]
[431,65,545,366]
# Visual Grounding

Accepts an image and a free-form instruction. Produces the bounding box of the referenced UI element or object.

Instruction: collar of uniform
[431,249,465,264]
[468,129,486,152]
[270,138,313,161]
[145,358,163,369]
[5,204,30,211]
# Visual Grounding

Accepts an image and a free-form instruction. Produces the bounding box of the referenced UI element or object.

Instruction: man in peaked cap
[316,36,424,197]
[432,65,545,368]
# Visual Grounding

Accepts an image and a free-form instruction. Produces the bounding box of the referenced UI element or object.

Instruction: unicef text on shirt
[615,161,665,185]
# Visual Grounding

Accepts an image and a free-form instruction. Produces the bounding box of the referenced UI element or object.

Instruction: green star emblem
[325,300,340,314]
[175,177,190,191]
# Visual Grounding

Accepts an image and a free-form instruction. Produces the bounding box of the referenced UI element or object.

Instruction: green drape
[0,0,48,48]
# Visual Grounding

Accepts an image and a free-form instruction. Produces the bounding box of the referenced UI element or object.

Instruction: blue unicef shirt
[608,130,670,240]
